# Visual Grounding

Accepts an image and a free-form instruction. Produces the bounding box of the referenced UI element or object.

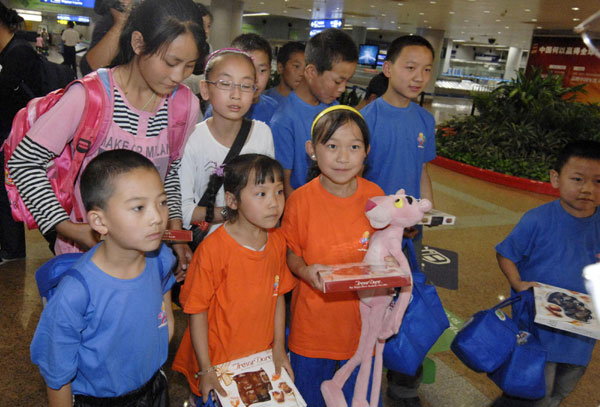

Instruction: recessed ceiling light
[397,2,404,5]
[572,7,579,11]
[366,27,379,30]
[243,12,270,17]
[484,10,490,13]
[381,13,386,17]
[531,18,537,22]
[336,7,340,10]
[449,11,455,14]
[283,10,287,12]
[536,26,542,29]
[497,31,502,34]
[525,8,531,12]
[573,17,580,21]
[308,8,312,11]
[430,0,436,3]
[428,25,432,28]
[259,1,264,4]
[370,4,375,7]
[391,20,395,24]
[464,19,469,22]
[505,26,509,29]
[419,12,425,15]
[496,19,501,22]
[461,31,465,34]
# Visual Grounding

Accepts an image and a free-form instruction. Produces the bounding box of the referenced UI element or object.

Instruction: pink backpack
[2,68,193,229]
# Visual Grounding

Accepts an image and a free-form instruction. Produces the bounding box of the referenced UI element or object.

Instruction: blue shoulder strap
[96,68,112,102]
[35,253,90,310]
[63,268,91,311]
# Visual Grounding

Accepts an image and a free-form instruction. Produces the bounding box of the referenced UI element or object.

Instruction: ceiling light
[536,26,542,29]
[573,18,580,21]
[496,19,501,22]
[391,21,395,24]
[243,12,270,17]
[259,1,264,4]
[525,8,531,12]
[308,8,312,11]
[397,2,404,5]
[419,12,425,15]
[572,7,579,11]
[505,26,509,29]
[428,26,432,29]
[484,10,490,13]
[16,9,42,22]
[449,11,455,14]
[531,18,537,22]
[381,14,386,17]
[430,1,436,3]
[366,27,379,30]
[464,19,469,22]
[370,4,375,7]
[497,31,502,34]
[424,20,428,23]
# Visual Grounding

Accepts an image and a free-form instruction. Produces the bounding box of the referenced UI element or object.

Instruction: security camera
[488,38,497,45]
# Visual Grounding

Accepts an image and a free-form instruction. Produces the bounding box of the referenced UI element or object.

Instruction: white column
[417,28,445,95]
[443,39,453,74]
[210,0,244,50]
[503,46,522,81]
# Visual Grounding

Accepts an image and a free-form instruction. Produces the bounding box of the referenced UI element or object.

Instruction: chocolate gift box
[213,349,306,407]
[533,283,600,340]
[317,263,412,293]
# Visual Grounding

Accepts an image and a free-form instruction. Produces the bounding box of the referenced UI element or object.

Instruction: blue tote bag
[382,239,449,375]
[488,290,547,399]
[450,293,525,373]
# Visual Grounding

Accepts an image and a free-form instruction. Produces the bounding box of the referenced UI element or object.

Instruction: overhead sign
[41,0,95,8]
[309,18,343,37]
[57,14,90,23]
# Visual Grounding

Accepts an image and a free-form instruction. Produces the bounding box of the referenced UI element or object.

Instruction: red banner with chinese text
[527,36,600,103]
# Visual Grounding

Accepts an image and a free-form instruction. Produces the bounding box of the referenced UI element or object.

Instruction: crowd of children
[5,0,596,405]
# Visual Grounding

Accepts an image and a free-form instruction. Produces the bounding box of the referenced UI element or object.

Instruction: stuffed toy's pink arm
[379,283,413,339]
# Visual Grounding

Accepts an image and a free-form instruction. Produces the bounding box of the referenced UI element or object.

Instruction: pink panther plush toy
[321,189,432,407]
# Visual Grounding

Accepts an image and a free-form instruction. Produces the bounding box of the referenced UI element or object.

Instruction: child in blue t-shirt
[270,28,358,197]
[264,41,306,105]
[494,140,600,407]
[360,35,437,405]
[204,33,279,123]
[31,150,176,406]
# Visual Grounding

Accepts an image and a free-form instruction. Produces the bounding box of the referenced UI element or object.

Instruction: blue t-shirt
[263,86,286,105]
[270,91,337,190]
[361,98,436,197]
[31,243,176,396]
[496,200,600,366]
[204,94,279,124]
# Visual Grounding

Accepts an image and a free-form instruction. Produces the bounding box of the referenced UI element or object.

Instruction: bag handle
[492,291,527,311]
[511,289,537,334]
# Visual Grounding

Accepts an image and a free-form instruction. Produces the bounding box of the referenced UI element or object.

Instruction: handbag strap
[511,289,538,334]
[492,291,526,311]
[198,118,252,206]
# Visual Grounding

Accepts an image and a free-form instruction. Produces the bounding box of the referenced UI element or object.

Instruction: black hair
[277,41,305,66]
[196,3,212,21]
[80,149,158,211]
[222,154,284,222]
[204,50,256,81]
[554,140,600,173]
[386,35,435,63]
[112,0,209,71]
[0,3,24,33]
[305,28,358,74]
[67,21,75,28]
[307,108,370,181]
[231,33,273,64]
[365,72,388,99]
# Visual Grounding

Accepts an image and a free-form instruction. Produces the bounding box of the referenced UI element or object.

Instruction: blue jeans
[290,351,383,407]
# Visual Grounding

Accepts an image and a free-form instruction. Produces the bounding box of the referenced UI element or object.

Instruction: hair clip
[204,47,251,72]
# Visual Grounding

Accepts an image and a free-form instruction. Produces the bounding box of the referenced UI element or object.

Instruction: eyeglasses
[205,79,257,93]
[574,9,600,58]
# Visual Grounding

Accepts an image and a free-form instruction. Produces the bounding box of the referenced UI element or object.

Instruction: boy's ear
[87,209,109,236]
[305,140,316,160]
[131,31,145,56]
[199,80,210,101]
[304,63,318,82]
[382,60,392,79]
[550,169,560,189]
[225,191,238,211]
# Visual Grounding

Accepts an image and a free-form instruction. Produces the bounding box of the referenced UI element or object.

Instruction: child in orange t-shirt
[173,154,296,406]
[281,105,384,407]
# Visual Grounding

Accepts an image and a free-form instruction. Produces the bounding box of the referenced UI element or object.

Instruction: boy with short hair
[360,34,436,407]
[264,41,306,105]
[494,140,600,407]
[204,33,278,123]
[31,150,176,406]
[270,28,358,196]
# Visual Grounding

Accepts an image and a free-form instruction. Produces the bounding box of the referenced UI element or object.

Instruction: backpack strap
[166,84,194,171]
[60,70,112,222]
[63,268,91,312]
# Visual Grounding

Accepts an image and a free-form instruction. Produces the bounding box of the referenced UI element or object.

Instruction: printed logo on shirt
[417,132,425,148]
[359,231,370,252]
[158,302,168,328]
[273,275,280,297]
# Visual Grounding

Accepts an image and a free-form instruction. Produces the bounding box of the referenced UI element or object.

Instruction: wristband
[194,366,215,378]
[192,220,210,231]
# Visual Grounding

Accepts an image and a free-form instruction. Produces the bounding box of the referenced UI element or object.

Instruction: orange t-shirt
[172,226,296,395]
[281,177,383,360]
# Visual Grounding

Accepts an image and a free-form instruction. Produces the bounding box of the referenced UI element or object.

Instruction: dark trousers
[0,153,26,259]
[74,369,168,407]
[63,45,77,75]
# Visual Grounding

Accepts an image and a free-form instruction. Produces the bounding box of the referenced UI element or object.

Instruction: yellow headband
[311,105,364,135]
